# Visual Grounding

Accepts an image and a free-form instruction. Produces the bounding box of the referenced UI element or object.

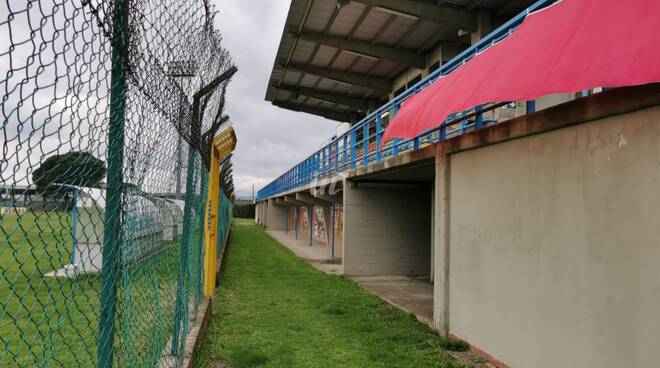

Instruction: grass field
[0,211,187,367]
[194,219,462,368]
[0,211,100,367]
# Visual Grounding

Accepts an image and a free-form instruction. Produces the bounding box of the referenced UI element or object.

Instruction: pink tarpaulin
[382,0,660,142]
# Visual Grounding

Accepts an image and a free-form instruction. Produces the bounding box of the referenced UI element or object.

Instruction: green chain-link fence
[1,0,235,366]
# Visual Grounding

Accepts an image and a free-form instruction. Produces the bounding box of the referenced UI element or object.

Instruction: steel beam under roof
[276,84,370,111]
[282,62,392,93]
[273,101,363,122]
[293,31,427,69]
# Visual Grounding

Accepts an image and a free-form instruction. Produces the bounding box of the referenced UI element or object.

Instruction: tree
[32,151,106,197]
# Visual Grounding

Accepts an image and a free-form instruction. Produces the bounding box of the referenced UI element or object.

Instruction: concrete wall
[447,105,660,368]
[266,199,287,231]
[343,182,432,276]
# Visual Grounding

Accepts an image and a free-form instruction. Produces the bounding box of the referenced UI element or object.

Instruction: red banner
[383,0,660,141]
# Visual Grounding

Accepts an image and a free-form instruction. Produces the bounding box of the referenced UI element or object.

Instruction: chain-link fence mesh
[1,0,234,366]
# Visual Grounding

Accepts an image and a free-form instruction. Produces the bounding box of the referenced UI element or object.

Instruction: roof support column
[433,145,450,337]
[470,9,492,44]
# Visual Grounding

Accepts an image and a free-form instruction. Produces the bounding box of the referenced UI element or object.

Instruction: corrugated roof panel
[347,85,375,98]
[328,2,367,37]
[311,45,339,68]
[327,82,351,94]
[274,90,293,101]
[352,9,390,41]
[314,78,334,91]
[375,16,416,45]
[331,51,357,70]
[369,60,397,78]
[290,39,317,64]
[350,57,377,74]
[316,100,337,110]
[304,0,336,32]
[398,21,439,50]
[299,73,321,88]
[282,69,302,85]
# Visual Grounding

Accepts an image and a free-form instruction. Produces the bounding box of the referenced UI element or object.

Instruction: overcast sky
[212,0,341,198]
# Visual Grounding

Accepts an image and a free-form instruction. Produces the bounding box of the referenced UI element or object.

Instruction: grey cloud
[212,0,340,197]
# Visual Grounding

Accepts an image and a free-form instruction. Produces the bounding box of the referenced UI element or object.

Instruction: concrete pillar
[430,185,435,283]
[433,147,450,336]
[343,179,432,277]
[266,198,287,231]
[275,199,296,233]
[262,201,267,226]
[470,9,492,44]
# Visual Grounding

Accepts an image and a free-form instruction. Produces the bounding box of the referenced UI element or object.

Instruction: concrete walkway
[352,276,434,326]
[266,231,342,274]
[266,230,434,327]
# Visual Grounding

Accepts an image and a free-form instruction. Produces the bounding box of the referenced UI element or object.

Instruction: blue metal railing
[257,0,557,201]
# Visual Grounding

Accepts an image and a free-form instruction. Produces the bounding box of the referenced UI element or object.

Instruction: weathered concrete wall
[343,181,432,276]
[266,199,286,231]
[447,105,660,368]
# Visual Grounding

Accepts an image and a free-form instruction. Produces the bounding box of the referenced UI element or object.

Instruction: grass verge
[194,219,462,368]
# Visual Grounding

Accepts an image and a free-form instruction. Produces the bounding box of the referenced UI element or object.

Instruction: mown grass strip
[194,219,462,368]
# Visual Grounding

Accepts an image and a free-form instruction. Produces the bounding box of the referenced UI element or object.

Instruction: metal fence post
[526,100,536,113]
[98,0,128,366]
[350,129,357,169]
[392,104,400,156]
[376,115,382,161]
[475,105,484,130]
[343,135,348,170]
[362,124,369,166]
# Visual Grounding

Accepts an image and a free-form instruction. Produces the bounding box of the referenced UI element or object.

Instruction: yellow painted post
[204,144,220,296]
[204,127,236,296]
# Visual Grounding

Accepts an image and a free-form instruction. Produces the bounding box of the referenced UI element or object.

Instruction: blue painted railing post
[392,104,400,156]
[376,114,382,161]
[334,140,339,174]
[475,105,483,130]
[350,129,357,169]
[343,135,348,170]
[439,121,447,141]
[362,123,369,166]
[460,111,467,134]
[526,100,536,113]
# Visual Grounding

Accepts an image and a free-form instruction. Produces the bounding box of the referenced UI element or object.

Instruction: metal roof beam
[352,0,476,30]
[273,101,361,122]
[294,31,427,69]
[277,84,370,111]
[281,62,392,92]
